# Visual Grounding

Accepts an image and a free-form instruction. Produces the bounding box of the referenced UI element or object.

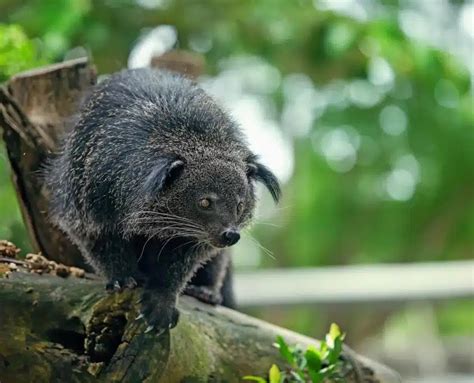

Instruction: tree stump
[0,58,96,269]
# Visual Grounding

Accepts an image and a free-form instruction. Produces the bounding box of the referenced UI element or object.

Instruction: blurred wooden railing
[234,260,474,307]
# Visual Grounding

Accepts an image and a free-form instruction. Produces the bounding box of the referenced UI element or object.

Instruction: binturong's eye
[199,198,211,209]
[237,202,244,215]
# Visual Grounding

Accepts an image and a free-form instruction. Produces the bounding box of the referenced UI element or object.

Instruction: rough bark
[0,272,400,383]
[0,58,97,270]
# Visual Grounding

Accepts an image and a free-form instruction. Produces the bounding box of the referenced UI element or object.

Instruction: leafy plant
[244,323,346,383]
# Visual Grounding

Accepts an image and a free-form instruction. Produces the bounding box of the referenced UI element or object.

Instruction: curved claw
[144,325,154,334]
[135,313,144,321]
[105,276,143,293]
[124,276,138,289]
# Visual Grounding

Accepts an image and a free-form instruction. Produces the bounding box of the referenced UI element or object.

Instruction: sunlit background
[0,1,473,382]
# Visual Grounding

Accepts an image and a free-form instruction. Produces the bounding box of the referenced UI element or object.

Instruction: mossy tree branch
[0,272,400,383]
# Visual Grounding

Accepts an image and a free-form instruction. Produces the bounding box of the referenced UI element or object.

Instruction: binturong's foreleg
[136,244,215,335]
[84,233,144,291]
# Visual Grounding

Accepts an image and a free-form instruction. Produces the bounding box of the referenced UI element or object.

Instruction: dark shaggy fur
[45,68,280,333]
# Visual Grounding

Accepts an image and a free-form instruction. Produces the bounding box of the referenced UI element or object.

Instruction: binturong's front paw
[136,291,180,335]
[105,276,143,292]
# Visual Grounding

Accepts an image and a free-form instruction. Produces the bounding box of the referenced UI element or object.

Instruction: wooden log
[0,272,401,383]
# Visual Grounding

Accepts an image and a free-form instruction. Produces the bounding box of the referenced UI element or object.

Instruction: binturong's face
[128,155,280,248]
[166,161,254,248]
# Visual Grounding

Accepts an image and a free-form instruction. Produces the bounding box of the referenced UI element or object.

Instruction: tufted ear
[143,157,185,196]
[246,155,281,203]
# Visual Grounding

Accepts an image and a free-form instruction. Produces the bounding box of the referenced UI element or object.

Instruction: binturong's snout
[220,229,240,247]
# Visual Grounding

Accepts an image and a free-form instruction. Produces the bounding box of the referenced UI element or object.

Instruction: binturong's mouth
[210,229,241,248]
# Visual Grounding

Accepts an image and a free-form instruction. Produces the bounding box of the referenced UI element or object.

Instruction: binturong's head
[127,152,280,249]
[115,69,280,248]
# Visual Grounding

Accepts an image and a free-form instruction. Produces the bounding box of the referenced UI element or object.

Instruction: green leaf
[274,336,295,365]
[328,337,343,365]
[319,342,329,360]
[288,371,305,382]
[305,346,322,373]
[326,323,345,351]
[243,376,267,383]
[268,364,281,383]
[293,346,307,371]
[329,323,341,341]
[308,370,324,383]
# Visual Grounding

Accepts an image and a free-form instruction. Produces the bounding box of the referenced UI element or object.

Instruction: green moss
[167,318,215,376]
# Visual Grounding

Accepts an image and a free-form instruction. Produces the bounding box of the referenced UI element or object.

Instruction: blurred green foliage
[0,0,472,339]
[0,23,46,81]
[436,300,474,336]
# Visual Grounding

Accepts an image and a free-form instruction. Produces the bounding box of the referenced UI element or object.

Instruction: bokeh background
[0,0,473,382]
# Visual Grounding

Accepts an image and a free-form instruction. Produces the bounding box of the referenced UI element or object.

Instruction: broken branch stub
[0,58,97,269]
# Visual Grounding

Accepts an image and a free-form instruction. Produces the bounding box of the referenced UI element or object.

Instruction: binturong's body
[45,68,280,333]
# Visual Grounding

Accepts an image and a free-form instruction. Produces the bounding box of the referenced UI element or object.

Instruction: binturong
[44,68,280,334]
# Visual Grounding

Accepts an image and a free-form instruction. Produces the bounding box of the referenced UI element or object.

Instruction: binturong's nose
[220,229,240,246]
